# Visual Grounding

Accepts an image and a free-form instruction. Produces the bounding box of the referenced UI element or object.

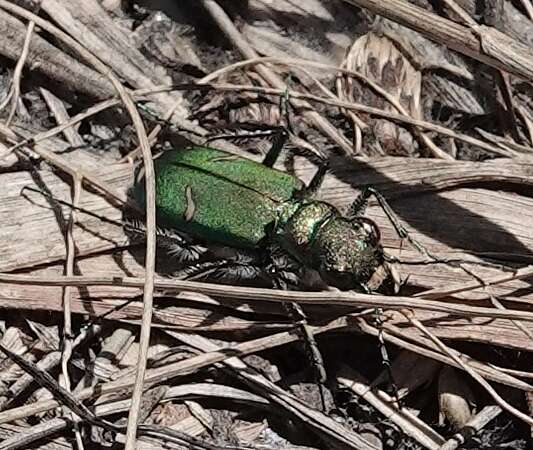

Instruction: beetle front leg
[348,187,503,276]
[304,161,329,198]
[346,186,373,218]
[347,186,445,262]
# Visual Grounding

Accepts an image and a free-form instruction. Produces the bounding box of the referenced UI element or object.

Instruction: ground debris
[0,1,531,449]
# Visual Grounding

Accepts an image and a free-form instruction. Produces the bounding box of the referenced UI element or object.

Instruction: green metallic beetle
[132,132,403,292]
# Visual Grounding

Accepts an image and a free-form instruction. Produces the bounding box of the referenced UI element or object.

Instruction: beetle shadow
[323,154,533,292]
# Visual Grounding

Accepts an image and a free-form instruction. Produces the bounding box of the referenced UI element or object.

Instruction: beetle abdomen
[134,146,304,248]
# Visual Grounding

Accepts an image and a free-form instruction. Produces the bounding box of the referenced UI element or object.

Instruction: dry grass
[0,1,531,449]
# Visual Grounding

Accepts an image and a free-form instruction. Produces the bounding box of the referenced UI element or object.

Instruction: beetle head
[313,217,387,291]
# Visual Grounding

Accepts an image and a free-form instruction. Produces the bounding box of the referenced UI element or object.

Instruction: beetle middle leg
[202,124,290,168]
[175,246,330,409]
[266,247,329,411]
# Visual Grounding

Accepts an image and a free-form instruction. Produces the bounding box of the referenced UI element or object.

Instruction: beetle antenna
[352,187,514,278]
[386,254,514,272]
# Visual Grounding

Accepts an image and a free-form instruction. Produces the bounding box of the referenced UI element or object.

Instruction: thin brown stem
[0,3,156,447]
[1,272,532,323]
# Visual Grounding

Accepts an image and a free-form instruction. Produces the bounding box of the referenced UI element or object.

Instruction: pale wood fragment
[40,0,192,123]
[0,8,113,98]
[0,164,130,271]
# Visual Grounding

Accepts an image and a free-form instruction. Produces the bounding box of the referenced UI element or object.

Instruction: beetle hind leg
[172,248,267,284]
[123,218,206,262]
[173,259,262,282]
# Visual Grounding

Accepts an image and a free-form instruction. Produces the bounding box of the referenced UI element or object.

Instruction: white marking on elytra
[184,185,196,222]
[210,155,240,163]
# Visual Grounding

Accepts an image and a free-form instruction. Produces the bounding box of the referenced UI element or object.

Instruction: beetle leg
[202,125,290,168]
[173,260,226,280]
[348,187,453,263]
[373,307,402,408]
[173,248,266,283]
[282,300,329,411]
[261,127,290,167]
[173,259,262,282]
[346,187,371,218]
[264,246,303,286]
[349,188,509,277]
[266,247,329,411]
[279,74,294,134]
[305,160,330,198]
[123,218,206,262]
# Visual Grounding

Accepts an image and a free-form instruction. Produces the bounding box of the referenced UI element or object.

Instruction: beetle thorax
[280,201,336,249]
[280,201,384,290]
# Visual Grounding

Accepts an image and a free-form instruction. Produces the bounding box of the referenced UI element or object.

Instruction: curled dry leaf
[376,18,487,116]
[192,70,282,129]
[438,365,475,430]
[338,32,421,156]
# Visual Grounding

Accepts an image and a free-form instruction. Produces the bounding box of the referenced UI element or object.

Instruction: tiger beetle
[131,129,405,293]
[129,122,504,410]
[128,127,440,411]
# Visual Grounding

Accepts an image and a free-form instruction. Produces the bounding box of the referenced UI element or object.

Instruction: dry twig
[0,3,156,447]
[341,0,533,81]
